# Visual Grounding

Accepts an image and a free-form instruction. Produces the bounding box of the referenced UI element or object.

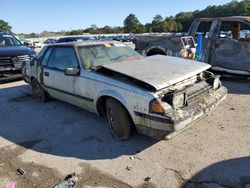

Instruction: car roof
[46,40,124,47]
[196,16,250,22]
[57,36,91,40]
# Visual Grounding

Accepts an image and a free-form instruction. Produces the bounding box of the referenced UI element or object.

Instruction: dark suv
[0,32,36,82]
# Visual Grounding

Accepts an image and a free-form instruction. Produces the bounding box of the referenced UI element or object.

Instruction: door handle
[44,71,49,76]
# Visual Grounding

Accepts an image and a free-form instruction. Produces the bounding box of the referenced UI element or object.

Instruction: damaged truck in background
[135,16,250,79]
[23,41,227,140]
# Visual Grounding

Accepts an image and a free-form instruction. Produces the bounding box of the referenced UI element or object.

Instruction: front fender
[95,89,131,116]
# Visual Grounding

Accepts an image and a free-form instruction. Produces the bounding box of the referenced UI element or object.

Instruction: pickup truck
[135,16,250,78]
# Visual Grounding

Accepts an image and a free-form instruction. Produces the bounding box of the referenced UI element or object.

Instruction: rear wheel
[31,79,49,102]
[105,98,131,140]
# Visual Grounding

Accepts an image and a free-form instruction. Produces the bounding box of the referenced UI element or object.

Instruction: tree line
[123,0,250,33]
[1,0,250,36]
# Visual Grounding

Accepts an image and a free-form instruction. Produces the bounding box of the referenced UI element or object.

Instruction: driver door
[42,46,79,101]
[191,20,216,63]
[210,20,250,73]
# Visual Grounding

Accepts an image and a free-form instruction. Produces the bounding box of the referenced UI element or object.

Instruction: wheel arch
[96,95,136,132]
[30,76,35,83]
[96,94,129,116]
[146,46,167,56]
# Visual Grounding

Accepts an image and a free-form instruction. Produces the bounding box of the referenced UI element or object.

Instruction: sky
[1,0,234,33]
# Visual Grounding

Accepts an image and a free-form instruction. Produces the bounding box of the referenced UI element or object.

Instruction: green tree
[166,16,179,32]
[0,19,12,32]
[89,24,98,34]
[145,23,153,33]
[102,25,113,34]
[239,0,250,15]
[151,14,167,32]
[26,33,38,38]
[66,29,83,36]
[137,24,146,33]
[112,26,123,33]
[124,14,143,33]
[175,12,194,31]
[176,23,183,32]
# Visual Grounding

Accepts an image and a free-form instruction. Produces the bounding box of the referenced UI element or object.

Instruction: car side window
[219,21,250,40]
[46,47,79,71]
[196,21,213,38]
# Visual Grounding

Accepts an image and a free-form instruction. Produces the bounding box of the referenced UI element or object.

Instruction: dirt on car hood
[102,55,211,91]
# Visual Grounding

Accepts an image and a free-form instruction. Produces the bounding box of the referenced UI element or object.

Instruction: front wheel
[31,79,49,102]
[105,98,131,140]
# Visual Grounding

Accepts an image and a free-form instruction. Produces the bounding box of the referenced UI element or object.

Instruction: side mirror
[64,67,80,76]
[23,42,29,46]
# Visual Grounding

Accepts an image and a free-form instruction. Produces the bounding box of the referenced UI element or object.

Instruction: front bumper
[0,66,22,74]
[0,63,23,82]
[0,72,23,83]
[135,86,228,140]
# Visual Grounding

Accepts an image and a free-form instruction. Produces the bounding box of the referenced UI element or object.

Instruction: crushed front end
[135,71,227,140]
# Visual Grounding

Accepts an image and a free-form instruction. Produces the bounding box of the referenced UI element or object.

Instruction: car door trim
[44,84,94,102]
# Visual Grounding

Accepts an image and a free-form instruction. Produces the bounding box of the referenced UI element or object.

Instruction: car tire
[105,98,131,140]
[31,79,49,102]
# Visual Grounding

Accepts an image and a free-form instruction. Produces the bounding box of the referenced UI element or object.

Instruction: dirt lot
[0,79,249,188]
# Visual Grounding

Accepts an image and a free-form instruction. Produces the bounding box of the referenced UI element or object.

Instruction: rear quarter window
[41,47,53,66]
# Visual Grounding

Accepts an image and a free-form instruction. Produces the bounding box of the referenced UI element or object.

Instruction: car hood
[102,55,211,91]
[0,46,35,57]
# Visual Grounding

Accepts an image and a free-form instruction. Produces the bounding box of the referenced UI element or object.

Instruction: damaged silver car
[23,41,227,140]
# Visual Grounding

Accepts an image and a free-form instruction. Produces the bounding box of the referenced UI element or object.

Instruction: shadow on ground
[183,157,250,188]
[221,78,250,94]
[0,84,156,160]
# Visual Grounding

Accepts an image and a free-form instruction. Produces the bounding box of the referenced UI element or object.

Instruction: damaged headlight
[173,94,185,109]
[213,76,221,90]
[164,93,186,109]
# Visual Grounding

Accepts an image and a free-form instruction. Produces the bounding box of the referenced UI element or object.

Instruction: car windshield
[78,43,142,69]
[0,34,22,47]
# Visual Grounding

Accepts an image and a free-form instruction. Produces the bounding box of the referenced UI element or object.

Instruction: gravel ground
[0,79,249,188]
